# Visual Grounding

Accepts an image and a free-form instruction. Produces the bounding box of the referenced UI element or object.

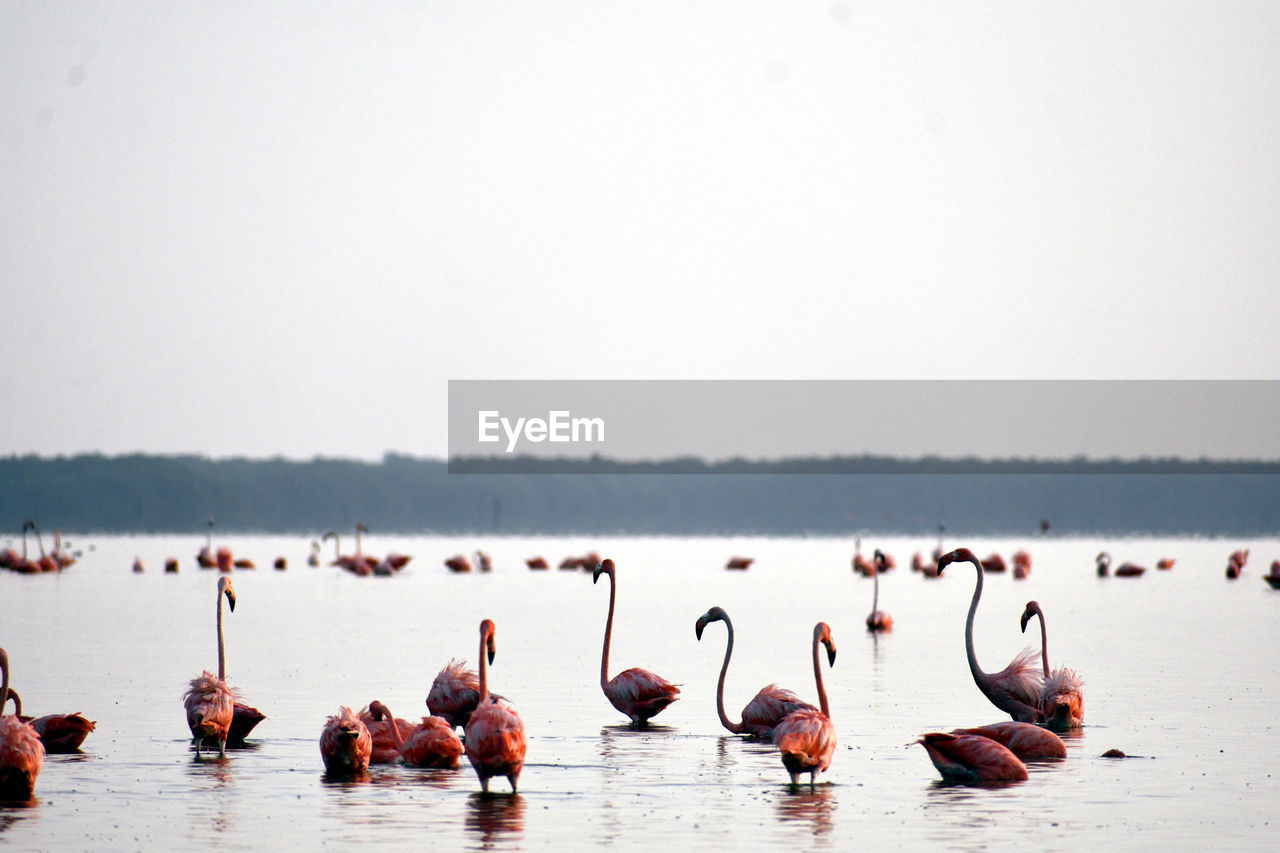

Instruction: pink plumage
[918,732,1028,783]
[184,672,234,756]
[320,706,372,776]
[427,658,483,729]
[1,648,44,800]
[594,559,680,725]
[463,619,527,792]
[771,622,838,788]
[949,721,1066,759]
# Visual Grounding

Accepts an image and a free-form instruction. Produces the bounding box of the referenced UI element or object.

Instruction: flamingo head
[695,606,727,640]
[367,700,388,721]
[218,576,237,611]
[1019,601,1040,633]
[816,622,837,666]
[936,547,978,575]
[480,619,497,664]
[592,558,615,584]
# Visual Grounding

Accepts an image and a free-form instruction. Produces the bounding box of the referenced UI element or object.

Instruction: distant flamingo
[1227,548,1249,579]
[164,557,179,573]
[464,619,527,792]
[319,706,372,776]
[182,576,237,758]
[936,548,1043,723]
[771,622,837,789]
[593,559,680,725]
[526,557,549,570]
[1096,551,1111,577]
[321,531,344,566]
[694,607,816,739]
[475,551,493,573]
[24,520,59,572]
[912,551,940,577]
[360,703,418,763]
[368,700,463,769]
[427,659,485,729]
[216,547,233,574]
[1020,600,1084,730]
[273,557,286,570]
[233,556,256,569]
[1,689,96,753]
[875,550,896,571]
[980,553,1007,573]
[1265,560,1280,590]
[852,537,875,576]
[196,517,216,568]
[51,530,75,568]
[0,648,44,799]
[1114,561,1146,577]
[725,556,753,570]
[949,721,1066,759]
[865,554,893,632]
[9,523,42,574]
[917,732,1027,783]
[1156,558,1174,570]
[445,555,473,573]
[132,556,145,573]
[307,541,321,567]
[1012,550,1031,580]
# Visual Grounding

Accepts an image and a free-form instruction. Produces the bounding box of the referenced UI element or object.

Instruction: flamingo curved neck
[871,569,880,616]
[378,703,405,749]
[1032,606,1050,677]
[600,570,616,691]
[963,556,991,687]
[713,617,744,733]
[216,586,227,681]
[0,650,9,715]
[812,631,830,719]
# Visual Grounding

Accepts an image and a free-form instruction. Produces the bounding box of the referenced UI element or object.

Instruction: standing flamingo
[0,648,44,799]
[592,559,680,725]
[694,607,816,739]
[865,553,893,632]
[771,622,837,789]
[182,576,237,758]
[936,548,1043,723]
[949,721,1066,759]
[464,619,527,793]
[852,537,875,576]
[51,530,75,568]
[23,520,58,572]
[307,541,321,567]
[917,732,1027,783]
[196,517,216,568]
[1096,551,1111,576]
[320,706,372,776]
[1020,601,1084,730]
[367,700,463,768]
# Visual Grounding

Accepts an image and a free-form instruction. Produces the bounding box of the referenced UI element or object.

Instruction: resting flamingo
[1,689,97,753]
[865,552,893,632]
[427,659,486,729]
[320,706,372,776]
[725,556,753,570]
[464,619,527,792]
[917,732,1027,783]
[360,703,418,763]
[196,517,216,568]
[182,576,238,758]
[980,553,1007,573]
[593,559,680,725]
[526,557,549,570]
[1020,600,1085,730]
[1265,560,1280,589]
[0,648,44,799]
[936,548,1043,723]
[949,721,1065,759]
[1114,561,1146,577]
[368,700,463,768]
[771,622,837,789]
[694,607,816,739]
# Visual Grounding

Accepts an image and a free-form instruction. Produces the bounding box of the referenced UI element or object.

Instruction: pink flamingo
[771,622,837,789]
[694,607,817,739]
[182,576,237,758]
[936,548,1043,723]
[1265,560,1280,589]
[196,517,216,568]
[427,659,486,729]
[23,520,59,572]
[360,703,418,764]
[0,648,44,799]
[445,555,473,573]
[725,556,754,570]
[215,547,233,574]
[1156,558,1174,570]
[1020,600,1084,730]
[1,689,97,753]
[980,553,1007,573]
[1096,551,1111,576]
[593,559,680,725]
[1114,561,1146,577]
[1012,550,1031,580]
[917,732,1027,783]
[865,553,893,632]
[320,706,372,776]
[464,619,527,792]
[1227,548,1249,579]
[852,537,875,576]
[307,541,321,567]
[526,557,549,570]
[367,700,463,768]
[949,721,1065,759]
[51,530,75,568]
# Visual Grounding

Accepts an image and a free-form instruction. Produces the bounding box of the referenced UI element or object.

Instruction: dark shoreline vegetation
[2,453,1278,535]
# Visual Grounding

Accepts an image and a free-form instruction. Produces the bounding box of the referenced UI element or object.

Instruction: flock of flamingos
[1,523,1276,803]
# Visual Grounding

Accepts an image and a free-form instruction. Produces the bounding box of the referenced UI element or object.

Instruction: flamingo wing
[401,716,464,768]
[183,672,234,741]
[740,685,817,739]
[320,707,372,775]
[29,712,96,753]
[0,715,44,799]
[427,659,482,727]
[604,667,680,724]
[772,709,837,784]
[986,647,1045,722]
[950,721,1065,759]
[918,732,1027,783]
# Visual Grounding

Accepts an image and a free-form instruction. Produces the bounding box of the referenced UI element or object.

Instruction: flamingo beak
[695,619,706,640]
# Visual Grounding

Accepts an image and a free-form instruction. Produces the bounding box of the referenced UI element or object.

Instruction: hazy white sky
[3,2,1278,461]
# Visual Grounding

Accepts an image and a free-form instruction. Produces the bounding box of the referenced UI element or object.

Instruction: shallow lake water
[2,532,1279,850]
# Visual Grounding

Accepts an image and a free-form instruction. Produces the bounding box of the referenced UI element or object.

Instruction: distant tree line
[1,452,1277,535]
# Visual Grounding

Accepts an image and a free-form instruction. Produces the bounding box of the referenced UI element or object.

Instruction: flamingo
[321,531,345,566]
[980,553,1007,573]
[1156,558,1174,570]
[319,706,372,776]
[917,732,1027,783]
[852,537,875,576]
[359,703,418,764]
[865,552,893,632]
[1265,561,1280,590]
[307,541,321,567]
[1115,562,1146,577]
[936,548,1043,723]
[367,700,463,768]
[196,517,216,568]
[949,721,1066,759]
[526,557,549,570]
[445,555,473,573]
[51,530,75,569]
[592,559,680,725]
[24,520,59,572]
[215,547,233,574]
[725,556,753,570]
[771,622,837,789]
[694,607,816,739]
[182,576,237,758]
[427,659,489,730]
[475,551,493,573]
[0,648,44,799]
[1226,548,1249,579]
[1096,551,1111,577]
[164,557,179,573]
[1020,600,1084,730]
[464,619,527,793]
[0,689,96,753]
[132,556,145,573]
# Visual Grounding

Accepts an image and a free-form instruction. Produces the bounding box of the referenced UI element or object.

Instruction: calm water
[2,532,1279,850]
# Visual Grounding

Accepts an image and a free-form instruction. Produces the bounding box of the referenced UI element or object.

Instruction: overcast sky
[3,2,1278,462]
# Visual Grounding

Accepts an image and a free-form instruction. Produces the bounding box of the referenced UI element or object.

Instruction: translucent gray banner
[447,380,1280,473]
